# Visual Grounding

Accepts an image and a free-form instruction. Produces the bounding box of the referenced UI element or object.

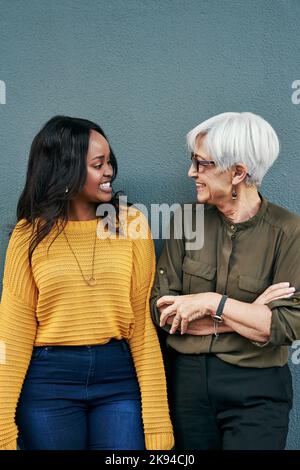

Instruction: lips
[99,182,112,192]
[196,183,206,191]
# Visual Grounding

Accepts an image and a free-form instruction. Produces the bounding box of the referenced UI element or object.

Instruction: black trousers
[167,351,293,450]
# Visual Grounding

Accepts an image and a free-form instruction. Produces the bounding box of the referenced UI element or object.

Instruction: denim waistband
[33,338,128,351]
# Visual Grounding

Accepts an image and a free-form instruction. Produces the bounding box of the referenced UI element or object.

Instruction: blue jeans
[16,339,145,450]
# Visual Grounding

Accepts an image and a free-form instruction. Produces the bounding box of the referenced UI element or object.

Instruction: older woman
[151,112,300,450]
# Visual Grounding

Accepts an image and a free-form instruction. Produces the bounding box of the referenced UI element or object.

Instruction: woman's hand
[254,282,295,304]
[165,314,233,335]
[157,293,217,335]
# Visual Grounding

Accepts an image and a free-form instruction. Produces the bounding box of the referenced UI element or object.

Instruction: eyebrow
[192,152,207,160]
[91,155,105,161]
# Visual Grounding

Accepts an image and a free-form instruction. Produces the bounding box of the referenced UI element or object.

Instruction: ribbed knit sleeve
[128,212,174,450]
[0,222,38,450]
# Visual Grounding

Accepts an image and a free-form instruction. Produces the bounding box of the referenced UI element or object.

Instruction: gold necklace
[63,224,98,287]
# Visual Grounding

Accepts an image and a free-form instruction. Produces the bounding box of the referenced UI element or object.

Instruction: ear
[231,164,248,185]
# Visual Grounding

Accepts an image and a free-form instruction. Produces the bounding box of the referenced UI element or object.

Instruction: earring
[232,185,237,200]
[65,187,69,194]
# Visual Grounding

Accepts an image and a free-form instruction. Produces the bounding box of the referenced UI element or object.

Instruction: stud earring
[232,185,237,200]
[65,187,69,194]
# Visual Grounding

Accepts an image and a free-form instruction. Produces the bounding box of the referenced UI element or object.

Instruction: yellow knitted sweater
[0,210,174,450]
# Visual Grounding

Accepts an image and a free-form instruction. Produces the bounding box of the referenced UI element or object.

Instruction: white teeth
[99,182,111,189]
[196,183,206,187]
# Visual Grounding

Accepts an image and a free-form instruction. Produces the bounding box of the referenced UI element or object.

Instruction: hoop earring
[232,185,237,200]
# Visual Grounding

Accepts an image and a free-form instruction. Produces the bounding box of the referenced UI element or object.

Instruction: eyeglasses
[190,154,252,178]
[190,154,215,172]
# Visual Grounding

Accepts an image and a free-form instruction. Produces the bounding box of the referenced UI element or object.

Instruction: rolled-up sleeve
[252,227,300,348]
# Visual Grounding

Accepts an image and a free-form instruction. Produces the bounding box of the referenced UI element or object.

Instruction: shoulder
[120,205,151,240]
[264,200,300,238]
[3,220,34,273]
[123,208,155,269]
[126,205,149,222]
[8,219,34,247]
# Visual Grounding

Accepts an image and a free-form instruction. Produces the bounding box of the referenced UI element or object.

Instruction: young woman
[0,116,174,450]
[151,112,300,450]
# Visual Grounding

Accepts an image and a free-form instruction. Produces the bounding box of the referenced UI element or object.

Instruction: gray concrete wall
[0,0,299,448]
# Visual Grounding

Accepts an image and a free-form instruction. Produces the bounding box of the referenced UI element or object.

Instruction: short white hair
[186,112,280,186]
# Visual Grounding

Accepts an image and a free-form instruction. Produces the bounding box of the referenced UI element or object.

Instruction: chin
[196,192,210,204]
[97,193,113,203]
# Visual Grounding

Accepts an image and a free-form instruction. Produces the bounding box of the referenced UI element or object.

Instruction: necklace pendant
[87,277,97,286]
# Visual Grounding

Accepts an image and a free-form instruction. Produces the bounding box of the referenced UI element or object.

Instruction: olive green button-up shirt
[151,195,300,367]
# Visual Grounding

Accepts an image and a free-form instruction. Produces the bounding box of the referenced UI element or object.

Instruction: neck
[68,202,97,221]
[216,185,261,223]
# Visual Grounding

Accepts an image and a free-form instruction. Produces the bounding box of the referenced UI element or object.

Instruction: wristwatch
[212,294,228,323]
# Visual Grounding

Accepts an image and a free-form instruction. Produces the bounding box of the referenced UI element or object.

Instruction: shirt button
[231,234,236,239]
[293,298,298,303]
[159,269,164,275]
[230,225,235,230]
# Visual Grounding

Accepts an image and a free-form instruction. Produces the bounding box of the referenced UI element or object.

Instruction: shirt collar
[218,193,268,231]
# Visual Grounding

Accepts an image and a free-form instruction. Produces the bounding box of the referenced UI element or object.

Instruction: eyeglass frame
[190,154,251,178]
[190,154,215,172]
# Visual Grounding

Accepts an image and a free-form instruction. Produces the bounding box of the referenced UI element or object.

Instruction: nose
[188,162,197,178]
[104,161,113,177]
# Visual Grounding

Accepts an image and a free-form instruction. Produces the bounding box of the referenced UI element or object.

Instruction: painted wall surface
[0,0,300,449]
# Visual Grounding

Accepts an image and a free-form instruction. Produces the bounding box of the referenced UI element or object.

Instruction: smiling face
[188,134,233,205]
[77,130,113,204]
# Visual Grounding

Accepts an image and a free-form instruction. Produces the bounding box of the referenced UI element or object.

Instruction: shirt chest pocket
[238,275,271,302]
[182,256,217,294]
